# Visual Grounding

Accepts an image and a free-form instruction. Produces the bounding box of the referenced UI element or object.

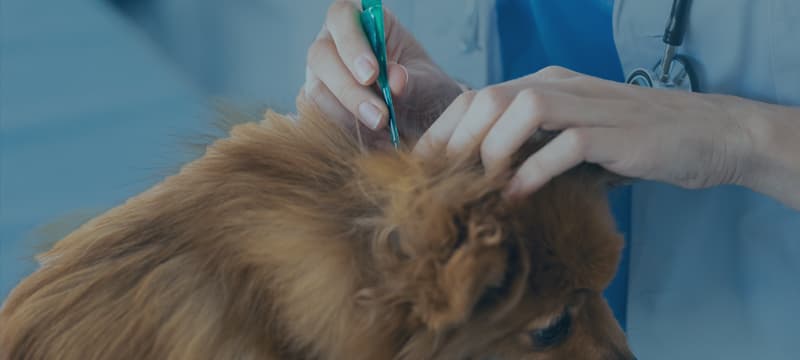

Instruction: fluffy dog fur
[0,103,634,359]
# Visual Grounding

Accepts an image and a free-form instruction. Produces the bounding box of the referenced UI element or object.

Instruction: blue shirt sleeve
[494,0,631,329]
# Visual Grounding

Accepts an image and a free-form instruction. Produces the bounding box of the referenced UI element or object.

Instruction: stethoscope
[625,0,698,92]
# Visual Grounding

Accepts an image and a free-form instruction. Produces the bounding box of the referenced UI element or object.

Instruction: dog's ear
[356,200,530,333]
[414,223,508,332]
[417,236,529,332]
[352,150,536,334]
[397,207,531,333]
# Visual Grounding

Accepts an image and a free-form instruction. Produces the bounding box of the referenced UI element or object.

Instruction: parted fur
[0,104,634,360]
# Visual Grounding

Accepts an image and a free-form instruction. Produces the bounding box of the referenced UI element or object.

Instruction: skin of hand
[300,0,463,146]
[414,66,800,210]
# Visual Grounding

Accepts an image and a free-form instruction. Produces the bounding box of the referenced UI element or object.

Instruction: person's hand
[414,66,761,198]
[300,0,463,146]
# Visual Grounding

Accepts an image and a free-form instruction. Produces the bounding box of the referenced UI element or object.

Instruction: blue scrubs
[493,0,630,328]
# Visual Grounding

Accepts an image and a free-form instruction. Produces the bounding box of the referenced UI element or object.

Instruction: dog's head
[348,137,632,359]
[197,102,633,359]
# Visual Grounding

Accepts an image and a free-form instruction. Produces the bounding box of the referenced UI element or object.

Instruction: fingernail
[394,64,410,96]
[359,102,384,129]
[355,55,376,84]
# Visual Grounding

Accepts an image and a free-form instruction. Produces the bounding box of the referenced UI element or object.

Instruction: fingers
[505,129,588,197]
[304,0,397,130]
[445,87,513,157]
[413,91,477,157]
[300,66,395,148]
[505,127,623,197]
[415,81,626,159]
[308,31,388,129]
[452,74,616,143]
[302,67,354,127]
[326,0,379,85]
[411,69,637,197]
[480,89,625,171]
[479,89,547,171]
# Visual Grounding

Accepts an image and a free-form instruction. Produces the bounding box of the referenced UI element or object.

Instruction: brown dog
[0,103,634,359]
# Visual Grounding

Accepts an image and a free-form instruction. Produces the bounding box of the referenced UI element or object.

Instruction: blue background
[0,0,210,299]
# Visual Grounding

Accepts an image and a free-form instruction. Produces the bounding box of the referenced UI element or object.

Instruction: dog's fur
[0,103,634,359]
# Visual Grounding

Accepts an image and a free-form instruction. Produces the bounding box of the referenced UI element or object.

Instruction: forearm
[738,102,800,210]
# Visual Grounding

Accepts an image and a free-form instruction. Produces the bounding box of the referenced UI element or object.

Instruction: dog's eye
[529,310,572,349]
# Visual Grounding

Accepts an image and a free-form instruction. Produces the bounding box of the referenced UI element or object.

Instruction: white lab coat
[614,1,800,358]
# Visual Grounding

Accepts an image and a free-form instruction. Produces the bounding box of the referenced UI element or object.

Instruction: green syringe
[360,0,400,149]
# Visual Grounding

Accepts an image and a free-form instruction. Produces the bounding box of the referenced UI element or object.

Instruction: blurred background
[0,0,499,300]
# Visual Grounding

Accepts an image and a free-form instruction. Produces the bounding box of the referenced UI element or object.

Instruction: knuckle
[304,78,326,98]
[307,38,335,67]
[418,133,443,154]
[563,128,588,155]
[453,90,477,109]
[327,1,352,22]
[529,156,547,174]
[518,88,540,103]
[428,128,451,147]
[460,127,482,146]
[334,87,361,112]
[520,156,549,184]
[539,65,573,79]
[460,89,478,101]
[480,138,503,166]
[415,135,434,152]
[475,87,507,112]
[517,88,548,121]
[339,34,366,61]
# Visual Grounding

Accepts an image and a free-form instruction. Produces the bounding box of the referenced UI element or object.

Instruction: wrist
[737,102,800,209]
